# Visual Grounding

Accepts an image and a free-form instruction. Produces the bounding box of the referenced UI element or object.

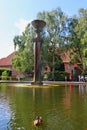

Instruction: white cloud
[15,18,32,34]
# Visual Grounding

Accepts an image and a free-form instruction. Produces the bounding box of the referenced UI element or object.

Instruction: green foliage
[68,8,87,71]
[1,70,8,80]
[0,68,12,76]
[12,24,34,74]
[81,71,87,76]
[12,7,87,77]
[47,71,69,81]
[37,7,68,77]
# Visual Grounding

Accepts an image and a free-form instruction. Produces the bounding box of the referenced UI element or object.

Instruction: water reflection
[0,84,11,130]
[79,84,87,96]
[0,84,87,130]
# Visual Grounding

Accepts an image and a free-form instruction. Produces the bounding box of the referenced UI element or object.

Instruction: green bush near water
[46,71,69,81]
[0,68,12,80]
[1,70,9,80]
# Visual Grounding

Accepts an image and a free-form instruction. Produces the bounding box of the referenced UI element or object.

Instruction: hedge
[0,68,12,76]
[46,71,70,81]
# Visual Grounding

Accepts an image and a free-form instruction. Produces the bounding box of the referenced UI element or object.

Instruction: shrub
[0,68,12,76]
[1,70,8,80]
[47,71,69,81]
[82,71,87,76]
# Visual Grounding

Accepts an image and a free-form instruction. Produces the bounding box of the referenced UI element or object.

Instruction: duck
[34,116,42,126]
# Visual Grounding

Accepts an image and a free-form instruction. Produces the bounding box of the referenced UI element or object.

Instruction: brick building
[0,52,82,80]
[0,53,19,79]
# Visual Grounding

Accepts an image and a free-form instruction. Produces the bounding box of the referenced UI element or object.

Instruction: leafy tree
[12,23,34,74]
[12,7,69,80]
[37,7,68,79]
[12,7,87,80]
[68,8,87,72]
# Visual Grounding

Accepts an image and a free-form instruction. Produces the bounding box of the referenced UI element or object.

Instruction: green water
[0,83,87,130]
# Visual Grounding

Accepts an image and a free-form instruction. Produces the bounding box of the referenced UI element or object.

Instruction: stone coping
[0,80,87,85]
[0,80,87,88]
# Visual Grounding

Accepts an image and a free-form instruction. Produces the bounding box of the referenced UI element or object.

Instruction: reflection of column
[33,88,35,101]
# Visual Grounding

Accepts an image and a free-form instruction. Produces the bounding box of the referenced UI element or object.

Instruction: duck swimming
[34,116,42,126]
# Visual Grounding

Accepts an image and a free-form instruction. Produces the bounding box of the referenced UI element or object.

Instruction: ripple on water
[0,96,11,129]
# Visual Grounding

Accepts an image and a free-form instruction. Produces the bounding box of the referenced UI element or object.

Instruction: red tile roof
[0,52,14,66]
[61,51,70,63]
[0,51,70,67]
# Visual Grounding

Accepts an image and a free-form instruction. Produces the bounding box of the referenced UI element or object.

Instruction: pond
[0,83,87,130]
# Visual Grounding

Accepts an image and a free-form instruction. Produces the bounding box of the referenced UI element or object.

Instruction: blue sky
[0,0,87,58]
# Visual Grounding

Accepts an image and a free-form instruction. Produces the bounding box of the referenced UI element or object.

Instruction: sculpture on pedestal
[31,20,46,85]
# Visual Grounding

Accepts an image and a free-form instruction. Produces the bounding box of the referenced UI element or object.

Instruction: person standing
[78,75,81,82]
[69,74,72,81]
